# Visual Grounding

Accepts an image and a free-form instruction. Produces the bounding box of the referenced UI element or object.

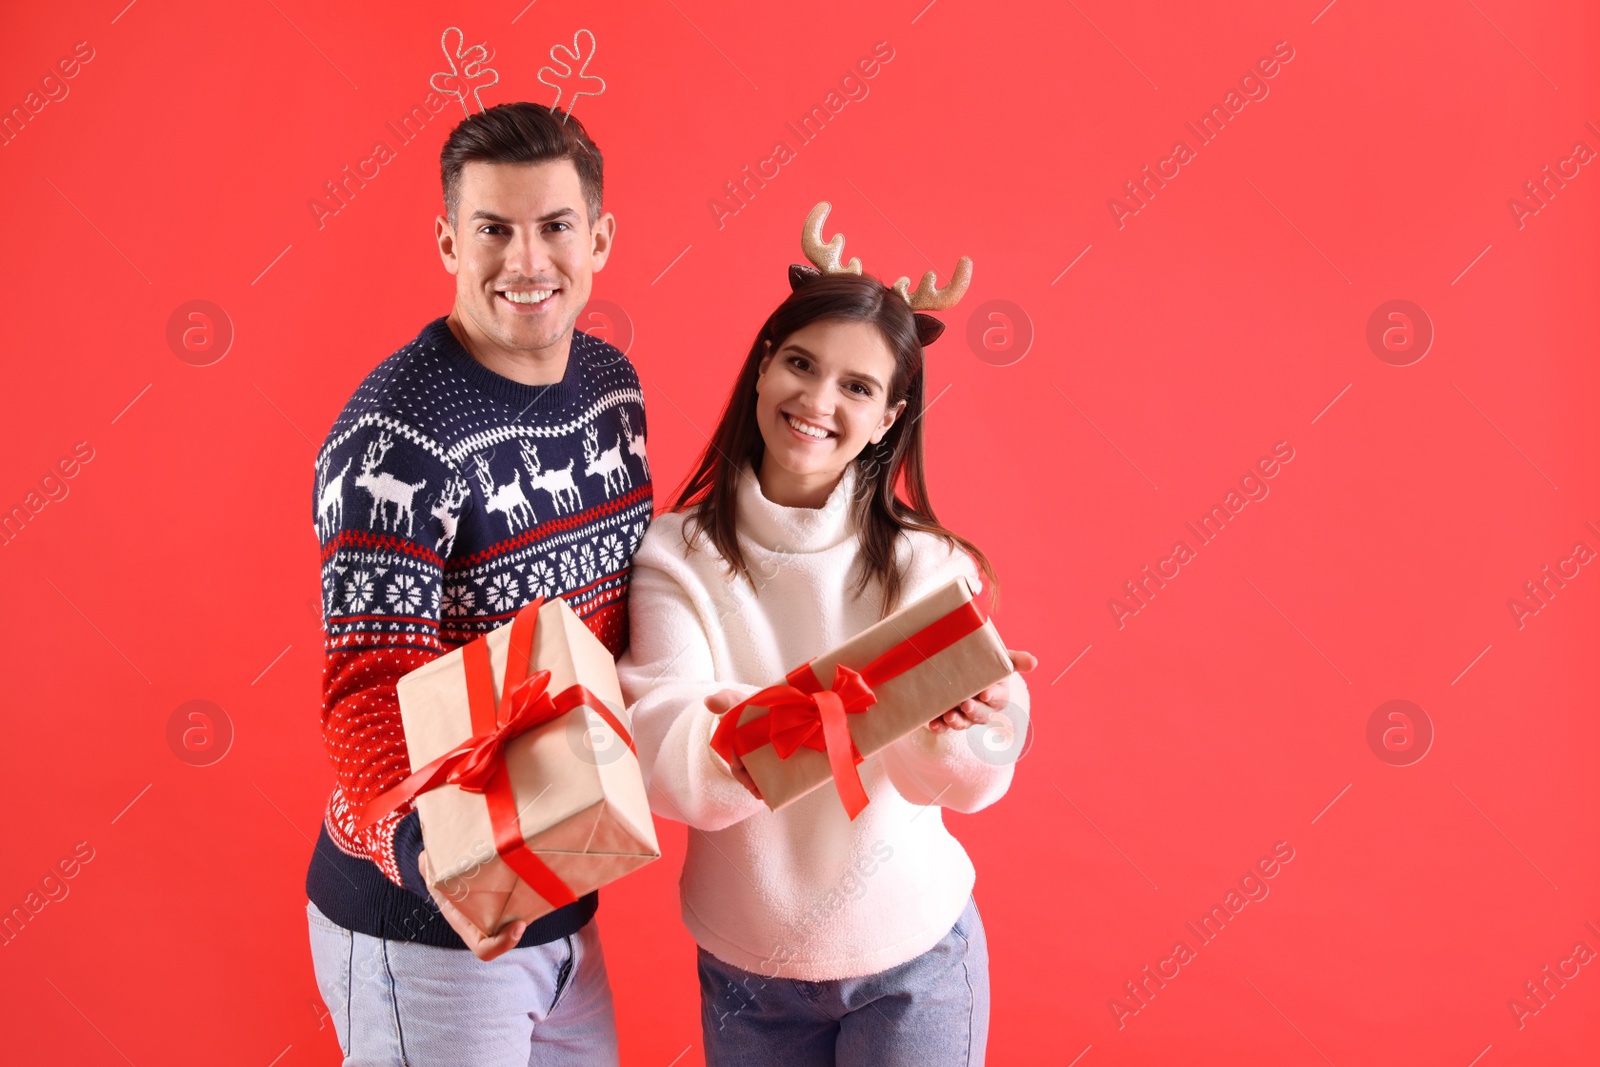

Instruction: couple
[304,101,1036,1067]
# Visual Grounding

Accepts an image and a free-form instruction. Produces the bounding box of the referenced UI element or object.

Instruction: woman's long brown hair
[668,272,998,618]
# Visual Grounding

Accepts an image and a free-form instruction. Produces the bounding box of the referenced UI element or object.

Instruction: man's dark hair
[439,102,604,229]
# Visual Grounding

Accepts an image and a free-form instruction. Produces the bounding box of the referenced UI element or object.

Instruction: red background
[2,1,1597,1064]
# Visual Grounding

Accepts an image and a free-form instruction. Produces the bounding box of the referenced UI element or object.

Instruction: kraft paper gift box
[710,575,1013,819]
[369,596,659,936]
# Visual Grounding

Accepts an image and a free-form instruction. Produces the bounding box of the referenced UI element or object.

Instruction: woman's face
[754,319,906,486]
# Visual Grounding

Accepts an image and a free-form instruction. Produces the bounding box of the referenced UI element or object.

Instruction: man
[304,102,651,1065]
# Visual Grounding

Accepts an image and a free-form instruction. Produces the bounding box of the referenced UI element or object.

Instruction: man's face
[436,159,615,356]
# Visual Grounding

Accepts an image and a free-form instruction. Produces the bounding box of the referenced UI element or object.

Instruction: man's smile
[495,287,559,313]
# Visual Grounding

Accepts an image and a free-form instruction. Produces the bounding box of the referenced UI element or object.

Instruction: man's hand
[928,649,1038,733]
[418,850,528,962]
[705,689,763,800]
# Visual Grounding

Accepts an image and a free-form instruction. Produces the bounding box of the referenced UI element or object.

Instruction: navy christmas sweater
[304,316,653,948]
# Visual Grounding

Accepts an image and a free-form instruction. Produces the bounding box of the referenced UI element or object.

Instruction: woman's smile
[780,410,837,443]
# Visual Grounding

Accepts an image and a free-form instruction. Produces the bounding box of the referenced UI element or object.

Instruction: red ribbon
[725,663,876,819]
[356,598,635,914]
[709,597,987,820]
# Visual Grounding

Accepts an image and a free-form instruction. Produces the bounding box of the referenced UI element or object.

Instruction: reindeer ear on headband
[913,313,946,346]
[788,263,822,291]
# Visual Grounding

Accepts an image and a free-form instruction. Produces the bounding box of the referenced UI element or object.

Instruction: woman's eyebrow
[782,343,884,390]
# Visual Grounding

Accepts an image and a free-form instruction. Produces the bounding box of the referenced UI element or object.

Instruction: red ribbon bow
[355,599,635,916]
[711,664,877,819]
[443,670,565,793]
[765,663,877,759]
[708,594,990,820]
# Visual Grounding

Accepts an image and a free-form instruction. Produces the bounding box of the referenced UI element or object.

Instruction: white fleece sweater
[616,460,1029,981]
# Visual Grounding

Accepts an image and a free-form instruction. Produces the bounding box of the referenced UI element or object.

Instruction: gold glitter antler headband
[793,202,973,344]
[799,201,864,277]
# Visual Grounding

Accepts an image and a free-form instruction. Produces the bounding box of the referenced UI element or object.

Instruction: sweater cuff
[393,810,434,903]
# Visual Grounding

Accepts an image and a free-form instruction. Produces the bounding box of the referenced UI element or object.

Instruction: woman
[617,203,1036,1066]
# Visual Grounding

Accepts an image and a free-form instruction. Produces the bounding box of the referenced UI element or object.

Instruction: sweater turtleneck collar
[735,458,858,553]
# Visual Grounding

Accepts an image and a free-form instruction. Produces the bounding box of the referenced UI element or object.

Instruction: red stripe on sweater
[321,529,445,567]
[453,483,652,568]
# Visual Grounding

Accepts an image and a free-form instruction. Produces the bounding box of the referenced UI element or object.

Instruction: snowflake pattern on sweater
[307,316,651,937]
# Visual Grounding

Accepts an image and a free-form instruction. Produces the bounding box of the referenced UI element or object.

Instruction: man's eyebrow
[780,344,885,390]
[466,207,581,224]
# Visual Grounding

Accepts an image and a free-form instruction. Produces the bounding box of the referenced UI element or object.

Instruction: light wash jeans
[306,899,618,1066]
[697,894,990,1067]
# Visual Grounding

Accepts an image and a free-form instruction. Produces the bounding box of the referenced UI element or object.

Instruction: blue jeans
[697,894,990,1067]
[306,900,618,1066]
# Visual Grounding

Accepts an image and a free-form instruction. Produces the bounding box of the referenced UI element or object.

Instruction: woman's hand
[705,689,764,800]
[927,649,1038,733]
[418,850,528,961]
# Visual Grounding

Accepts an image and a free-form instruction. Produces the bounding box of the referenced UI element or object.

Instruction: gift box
[710,575,1013,819]
[358,596,659,935]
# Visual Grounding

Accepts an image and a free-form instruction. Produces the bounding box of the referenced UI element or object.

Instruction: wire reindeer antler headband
[788,201,973,346]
